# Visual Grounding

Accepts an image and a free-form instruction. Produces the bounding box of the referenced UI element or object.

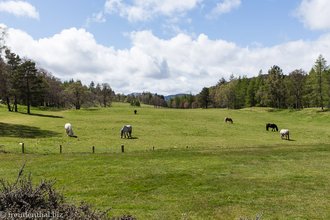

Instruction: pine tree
[265,65,286,108]
[5,49,21,112]
[287,69,306,109]
[17,60,41,114]
[313,55,328,110]
[198,87,210,108]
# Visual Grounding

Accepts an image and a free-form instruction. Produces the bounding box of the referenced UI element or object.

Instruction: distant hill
[128,92,191,101]
[164,93,190,101]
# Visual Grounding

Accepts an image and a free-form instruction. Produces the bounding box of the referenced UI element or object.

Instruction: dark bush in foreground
[0,165,135,220]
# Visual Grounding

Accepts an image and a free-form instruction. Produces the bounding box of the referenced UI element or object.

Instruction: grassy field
[0,103,330,219]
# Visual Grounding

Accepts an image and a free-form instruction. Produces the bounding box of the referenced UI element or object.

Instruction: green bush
[0,165,135,220]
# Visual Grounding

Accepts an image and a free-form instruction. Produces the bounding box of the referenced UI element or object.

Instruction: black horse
[224,117,233,123]
[266,123,278,131]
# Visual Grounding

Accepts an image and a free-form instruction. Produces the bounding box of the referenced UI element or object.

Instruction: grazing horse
[64,123,77,138]
[266,123,278,131]
[224,117,233,123]
[121,125,132,138]
[280,129,290,140]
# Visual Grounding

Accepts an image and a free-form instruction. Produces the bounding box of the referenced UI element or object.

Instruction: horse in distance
[266,123,278,131]
[280,129,290,140]
[121,125,132,139]
[224,117,233,123]
[64,123,77,138]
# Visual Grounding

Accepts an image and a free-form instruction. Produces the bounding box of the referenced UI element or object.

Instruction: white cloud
[104,0,201,22]
[296,0,330,30]
[90,0,240,28]
[208,0,241,18]
[0,1,39,19]
[85,11,106,27]
[4,26,330,95]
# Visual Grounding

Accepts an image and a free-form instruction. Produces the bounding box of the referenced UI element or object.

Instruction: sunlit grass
[0,103,330,219]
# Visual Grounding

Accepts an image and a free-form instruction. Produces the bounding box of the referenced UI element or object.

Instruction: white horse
[64,123,76,137]
[280,129,289,140]
[121,125,132,138]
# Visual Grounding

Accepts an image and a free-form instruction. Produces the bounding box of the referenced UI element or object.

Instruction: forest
[196,55,329,110]
[148,54,330,110]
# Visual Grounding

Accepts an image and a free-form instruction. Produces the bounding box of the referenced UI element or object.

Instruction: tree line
[0,49,115,114]
[166,55,329,110]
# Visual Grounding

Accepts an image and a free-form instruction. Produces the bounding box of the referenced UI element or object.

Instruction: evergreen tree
[246,77,256,107]
[235,76,249,108]
[286,69,306,109]
[0,58,11,110]
[265,65,286,108]
[313,55,328,110]
[198,87,210,108]
[18,60,43,114]
[5,49,21,112]
[304,68,318,107]
[100,83,113,107]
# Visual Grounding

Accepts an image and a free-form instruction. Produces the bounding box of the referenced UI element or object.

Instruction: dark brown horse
[224,117,233,123]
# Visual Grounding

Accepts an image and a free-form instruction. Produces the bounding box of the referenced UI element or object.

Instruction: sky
[1,0,330,95]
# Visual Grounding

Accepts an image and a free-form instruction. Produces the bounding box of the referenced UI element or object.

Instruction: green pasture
[0,103,330,219]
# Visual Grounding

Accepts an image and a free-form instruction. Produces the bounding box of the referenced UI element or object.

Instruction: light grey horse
[64,123,77,138]
[121,125,132,138]
[280,129,289,140]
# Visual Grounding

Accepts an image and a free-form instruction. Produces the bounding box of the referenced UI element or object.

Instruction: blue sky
[1,0,330,95]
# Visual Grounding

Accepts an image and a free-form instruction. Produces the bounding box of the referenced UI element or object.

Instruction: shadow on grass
[83,108,100,111]
[267,108,284,112]
[0,122,60,138]
[19,112,63,118]
[316,108,330,113]
[121,137,138,140]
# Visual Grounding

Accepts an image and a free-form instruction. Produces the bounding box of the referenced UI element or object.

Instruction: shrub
[0,165,135,220]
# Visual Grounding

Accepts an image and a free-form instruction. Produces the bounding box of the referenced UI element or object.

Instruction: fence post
[60,145,62,154]
[92,146,95,153]
[121,145,124,153]
[21,143,24,154]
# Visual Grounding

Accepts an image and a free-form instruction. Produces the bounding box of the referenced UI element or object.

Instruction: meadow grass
[0,103,330,219]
